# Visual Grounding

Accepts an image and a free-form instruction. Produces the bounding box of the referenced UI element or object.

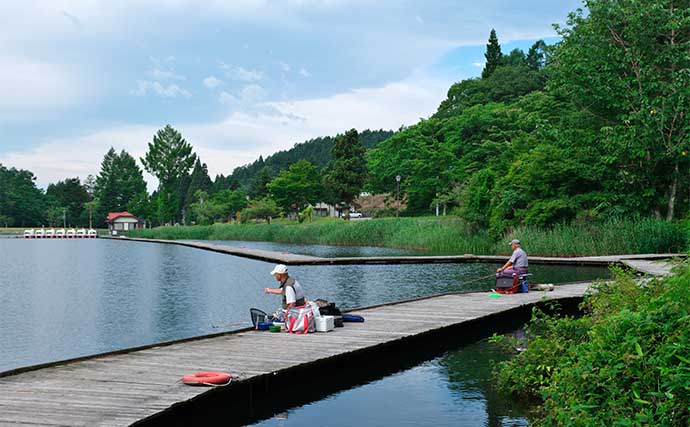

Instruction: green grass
[129,216,689,256]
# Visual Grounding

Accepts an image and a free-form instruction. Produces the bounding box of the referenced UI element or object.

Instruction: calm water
[248,339,529,427]
[187,239,425,257]
[0,238,608,372]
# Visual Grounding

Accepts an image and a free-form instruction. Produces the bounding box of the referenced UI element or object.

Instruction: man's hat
[270,264,288,275]
[510,239,520,245]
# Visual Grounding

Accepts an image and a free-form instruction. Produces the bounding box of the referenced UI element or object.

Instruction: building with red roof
[106,212,144,235]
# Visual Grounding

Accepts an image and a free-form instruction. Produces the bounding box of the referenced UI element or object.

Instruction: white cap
[270,264,288,275]
[510,239,520,245]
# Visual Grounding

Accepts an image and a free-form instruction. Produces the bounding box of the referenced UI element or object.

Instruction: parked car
[349,212,363,218]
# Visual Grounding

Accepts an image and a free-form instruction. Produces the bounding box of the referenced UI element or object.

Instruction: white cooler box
[315,315,335,332]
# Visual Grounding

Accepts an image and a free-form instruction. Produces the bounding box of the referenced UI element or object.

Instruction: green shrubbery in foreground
[129,216,688,256]
[492,266,690,426]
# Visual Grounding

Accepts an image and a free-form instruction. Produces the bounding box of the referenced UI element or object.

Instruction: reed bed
[129,217,688,256]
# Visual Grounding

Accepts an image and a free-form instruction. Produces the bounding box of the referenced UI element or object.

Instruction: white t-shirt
[285,285,296,304]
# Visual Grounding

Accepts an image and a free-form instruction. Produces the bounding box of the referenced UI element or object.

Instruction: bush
[493,265,690,426]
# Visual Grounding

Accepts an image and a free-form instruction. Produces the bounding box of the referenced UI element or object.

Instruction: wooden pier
[0,283,592,426]
[111,236,685,267]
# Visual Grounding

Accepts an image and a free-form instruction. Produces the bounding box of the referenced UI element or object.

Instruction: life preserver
[181,371,232,386]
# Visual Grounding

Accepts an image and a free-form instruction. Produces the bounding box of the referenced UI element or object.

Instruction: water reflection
[248,340,529,427]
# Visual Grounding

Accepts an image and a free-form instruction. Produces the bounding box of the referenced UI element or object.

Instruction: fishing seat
[495,272,532,294]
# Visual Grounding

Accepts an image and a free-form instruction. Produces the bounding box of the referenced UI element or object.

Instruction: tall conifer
[482,29,502,78]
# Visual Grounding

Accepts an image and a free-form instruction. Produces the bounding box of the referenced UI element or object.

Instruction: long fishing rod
[459,272,497,286]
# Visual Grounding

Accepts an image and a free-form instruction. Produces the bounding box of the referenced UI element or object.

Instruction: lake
[0,237,608,425]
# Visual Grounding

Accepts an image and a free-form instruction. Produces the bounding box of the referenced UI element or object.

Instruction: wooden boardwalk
[0,283,592,427]
[112,236,685,266]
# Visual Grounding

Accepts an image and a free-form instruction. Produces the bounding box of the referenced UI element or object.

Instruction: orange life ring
[181,371,232,386]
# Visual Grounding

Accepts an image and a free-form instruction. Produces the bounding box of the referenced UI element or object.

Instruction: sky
[0,0,583,190]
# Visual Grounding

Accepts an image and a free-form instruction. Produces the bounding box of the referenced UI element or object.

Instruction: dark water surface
[1,238,607,374]
[247,339,529,427]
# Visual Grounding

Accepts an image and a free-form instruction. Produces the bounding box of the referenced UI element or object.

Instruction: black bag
[319,302,341,316]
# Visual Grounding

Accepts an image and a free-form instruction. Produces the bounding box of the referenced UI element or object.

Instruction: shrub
[493,265,690,426]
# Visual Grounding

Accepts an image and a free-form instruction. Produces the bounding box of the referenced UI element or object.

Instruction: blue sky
[0,0,583,189]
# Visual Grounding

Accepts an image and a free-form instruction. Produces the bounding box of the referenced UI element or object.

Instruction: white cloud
[218,84,267,107]
[130,81,192,98]
[220,63,263,82]
[202,75,224,89]
[280,62,291,72]
[472,61,485,68]
[0,56,92,115]
[218,91,239,105]
[149,67,185,80]
[299,68,311,77]
[2,76,450,189]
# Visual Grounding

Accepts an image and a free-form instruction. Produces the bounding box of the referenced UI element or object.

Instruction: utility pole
[62,207,66,228]
[395,175,401,218]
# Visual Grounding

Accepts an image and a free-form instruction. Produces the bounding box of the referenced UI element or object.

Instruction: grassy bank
[128,216,688,256]
[491,265,690,425]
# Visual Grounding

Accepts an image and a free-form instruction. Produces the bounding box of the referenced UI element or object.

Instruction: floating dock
[112,236,684,267]
[0,283,592,426]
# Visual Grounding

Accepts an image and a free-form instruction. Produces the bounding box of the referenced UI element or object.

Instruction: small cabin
[106,212,144,235]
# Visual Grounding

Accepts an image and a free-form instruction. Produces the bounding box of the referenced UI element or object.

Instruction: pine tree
[94,148,148,225]
[322,129,368,210]
[482,29,502,78]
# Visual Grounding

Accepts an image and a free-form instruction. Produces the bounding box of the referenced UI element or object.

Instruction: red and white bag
[286,305,315,334]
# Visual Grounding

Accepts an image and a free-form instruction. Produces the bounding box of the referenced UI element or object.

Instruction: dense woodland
[2,0,689,234]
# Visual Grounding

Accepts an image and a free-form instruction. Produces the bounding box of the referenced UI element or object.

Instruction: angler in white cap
[496,239,528,274]
[264,264,306,318]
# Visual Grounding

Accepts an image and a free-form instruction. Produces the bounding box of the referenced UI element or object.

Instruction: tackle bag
[286,305,316,334]
[342,314,365,323]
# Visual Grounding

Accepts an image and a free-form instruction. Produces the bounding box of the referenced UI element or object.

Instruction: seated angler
[496,239,528,275]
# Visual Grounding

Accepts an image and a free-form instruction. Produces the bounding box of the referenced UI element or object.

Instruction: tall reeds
[129,217,688,256]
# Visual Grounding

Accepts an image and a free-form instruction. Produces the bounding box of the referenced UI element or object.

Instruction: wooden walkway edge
[0,283,592,427]
[109,236,686,266]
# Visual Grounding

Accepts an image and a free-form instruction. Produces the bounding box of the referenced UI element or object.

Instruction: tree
[0,164,46,226]
[551,0,690,220]
[249,166,273,198]
[141,125,197,223]
[46,178,89,226]
[526,40,547,70]
[212,188,248,221]
[323,129,368,211]
[267,160,323,215]
[189,190,223,225]
[183,158,213,223]
[482,29,502,78]
[94,148,148,225]
[241,197,279,223]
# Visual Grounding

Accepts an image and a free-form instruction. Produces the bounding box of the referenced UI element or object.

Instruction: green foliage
[130,216,687,256]
[229,129,394,189]
[323,129,368,207]
[183,158,213,218]
[94,148,148,226]
[482,29,502,78]
[506,218,688,256]
[241,197,279,223]
[0,163,46,227]
[46,178,88,227]
[551,0,690,220]
[267,160,323,214]
[493,264,690,426]
[141,125,197,223]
